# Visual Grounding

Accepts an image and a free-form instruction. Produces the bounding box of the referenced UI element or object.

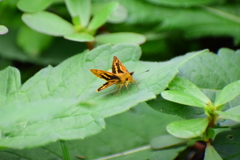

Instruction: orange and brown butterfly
[90,56,137,94]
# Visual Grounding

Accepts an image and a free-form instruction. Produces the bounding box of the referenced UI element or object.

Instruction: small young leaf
[22,11,75,36]
[151,134,188,149]
[0,25,8,35]
[65,0,91,27]
[64,32,94,42]
[216,105,240,122]
[95,32,146,45]
[214,80,240,107]
[169,77,211,105]
[167,118,209,138]
[161,90,207,108]
[87,1,119,31]
[204,142,223,160]
[17,0,54,12]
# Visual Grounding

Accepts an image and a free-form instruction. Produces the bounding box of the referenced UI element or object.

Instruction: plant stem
[60,140,70,160]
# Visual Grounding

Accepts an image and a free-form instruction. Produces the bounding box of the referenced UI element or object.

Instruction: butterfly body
[90,56,136,93]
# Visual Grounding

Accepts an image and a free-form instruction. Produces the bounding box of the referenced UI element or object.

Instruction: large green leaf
[0,44,203,149]
[22,11,75,36]
[212,129,240,160]
[0,103,185,159]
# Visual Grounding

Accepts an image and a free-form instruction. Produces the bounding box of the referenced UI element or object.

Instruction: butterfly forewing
[90,69,120,81]
[112,56,129,74]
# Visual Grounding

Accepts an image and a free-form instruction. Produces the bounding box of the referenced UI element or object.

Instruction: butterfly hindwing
[97,81,116,92]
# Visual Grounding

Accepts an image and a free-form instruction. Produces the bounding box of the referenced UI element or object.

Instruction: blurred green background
[1,0,240,83]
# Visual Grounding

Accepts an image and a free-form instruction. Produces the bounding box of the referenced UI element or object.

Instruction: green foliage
[1,0,240,159]
[0,103,184,159]
[0,44,203,150]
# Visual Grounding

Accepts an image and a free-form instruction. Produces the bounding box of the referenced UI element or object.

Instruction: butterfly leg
[117,83,124,95]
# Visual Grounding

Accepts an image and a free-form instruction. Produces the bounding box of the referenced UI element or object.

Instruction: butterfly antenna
[134,70,149,75]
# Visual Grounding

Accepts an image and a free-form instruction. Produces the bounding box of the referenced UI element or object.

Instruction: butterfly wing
[112,56,129,74]
[97,81,116,92]
[90,69,120,92]
[90,69,120,81]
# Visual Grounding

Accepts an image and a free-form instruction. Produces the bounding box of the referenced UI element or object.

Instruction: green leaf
[17,0,54,12]
[0,103,184,159]
[0,98,81,131]
[88,1,119,31]
[151,134,188,149]
[22,11,75,36]
[169,77,211,105]
[178,49,240,89]
[0,25,8,35]
[65,0,91,27]
[64,32,94,42]
[204,142,223,160]
[214,80,240,107]
[161,77,212,108]
[216,105,240,122]
[95,32,146,45]
[161,90,207,108]
[212,129,240,159]
[0,44,204,149]
[167,118,209,138]
[92,3,128,23]
[16,25,53,56]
